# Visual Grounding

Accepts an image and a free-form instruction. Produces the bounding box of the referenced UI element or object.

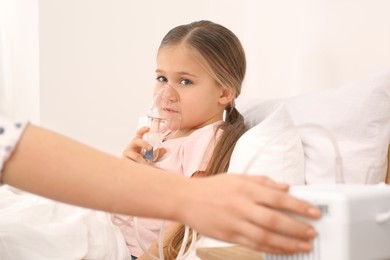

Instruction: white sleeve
[0,114,27,182]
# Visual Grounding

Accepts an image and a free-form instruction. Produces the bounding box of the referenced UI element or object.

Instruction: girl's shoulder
[186,121,223,139]
[181,121,223,148]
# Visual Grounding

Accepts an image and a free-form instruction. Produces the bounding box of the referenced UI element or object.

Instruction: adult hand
[176,175,321,254]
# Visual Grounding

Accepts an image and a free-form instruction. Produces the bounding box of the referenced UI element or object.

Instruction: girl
[116,20,248,259]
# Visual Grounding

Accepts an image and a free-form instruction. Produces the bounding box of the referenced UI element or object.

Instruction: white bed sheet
[0,185,131,260]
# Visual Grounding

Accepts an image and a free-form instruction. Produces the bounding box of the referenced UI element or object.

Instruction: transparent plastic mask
[142,85,181,162]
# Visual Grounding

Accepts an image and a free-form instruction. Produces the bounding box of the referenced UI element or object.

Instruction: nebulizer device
[141,85,182,163]
[134,85,197,260]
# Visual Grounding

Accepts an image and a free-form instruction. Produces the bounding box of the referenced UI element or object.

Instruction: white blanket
[0,186,131,260]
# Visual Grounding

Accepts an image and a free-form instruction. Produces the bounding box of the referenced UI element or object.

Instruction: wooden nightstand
[196,245,264,260]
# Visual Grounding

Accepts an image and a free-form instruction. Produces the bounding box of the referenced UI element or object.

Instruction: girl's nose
[162,85,179,102]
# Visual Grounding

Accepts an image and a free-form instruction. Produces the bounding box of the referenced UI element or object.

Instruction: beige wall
[3,0,390,155]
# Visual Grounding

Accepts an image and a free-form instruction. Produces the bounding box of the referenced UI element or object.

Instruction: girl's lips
[163,107,179,113]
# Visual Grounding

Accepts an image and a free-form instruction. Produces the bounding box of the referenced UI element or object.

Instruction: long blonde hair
[159,20,247,259]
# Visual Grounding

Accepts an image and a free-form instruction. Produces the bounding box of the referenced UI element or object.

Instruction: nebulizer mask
[142,85,182,162]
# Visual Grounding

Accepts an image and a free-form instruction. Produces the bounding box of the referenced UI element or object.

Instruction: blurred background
[1,0,390,156]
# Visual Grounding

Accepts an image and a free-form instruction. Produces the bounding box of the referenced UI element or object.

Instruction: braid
[164,226,195,260]
[205,107,247,176]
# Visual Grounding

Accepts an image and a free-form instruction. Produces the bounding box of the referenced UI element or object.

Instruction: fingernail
[306,228,317,238]
[308,207,321,217]
[297,241,312,251]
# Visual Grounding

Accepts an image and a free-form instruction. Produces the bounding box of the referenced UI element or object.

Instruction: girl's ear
[218,87,235,106]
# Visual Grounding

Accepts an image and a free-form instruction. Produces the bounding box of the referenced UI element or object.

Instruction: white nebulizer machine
[263,183,390,260]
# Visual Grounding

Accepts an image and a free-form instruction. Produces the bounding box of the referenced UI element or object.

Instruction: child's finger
[135,127,150,139]
[122,139,151,158]
[123,150,148,164]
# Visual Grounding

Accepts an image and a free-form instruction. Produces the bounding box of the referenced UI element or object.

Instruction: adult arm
[2,124,320,253]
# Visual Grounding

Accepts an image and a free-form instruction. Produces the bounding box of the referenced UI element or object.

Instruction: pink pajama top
[113,121,223,257]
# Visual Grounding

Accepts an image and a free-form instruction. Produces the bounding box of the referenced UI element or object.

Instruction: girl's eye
[156,76,167,83]
[180,79,192,86]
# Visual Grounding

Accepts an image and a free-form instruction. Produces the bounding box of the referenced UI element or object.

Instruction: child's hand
[122,127,152,164]
[122,127,166,164]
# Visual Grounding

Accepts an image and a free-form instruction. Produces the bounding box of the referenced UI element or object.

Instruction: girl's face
[155,44,233,137]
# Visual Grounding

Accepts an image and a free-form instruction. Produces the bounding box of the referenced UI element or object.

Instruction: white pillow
[237,69,390,184]
[228,104,305,185]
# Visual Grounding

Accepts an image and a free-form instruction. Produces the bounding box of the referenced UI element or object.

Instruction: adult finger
[243,176,321,221]
[233,203,316,252]
[123,150,147,164]
[239,175,289,191]
[231,221,313,254]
